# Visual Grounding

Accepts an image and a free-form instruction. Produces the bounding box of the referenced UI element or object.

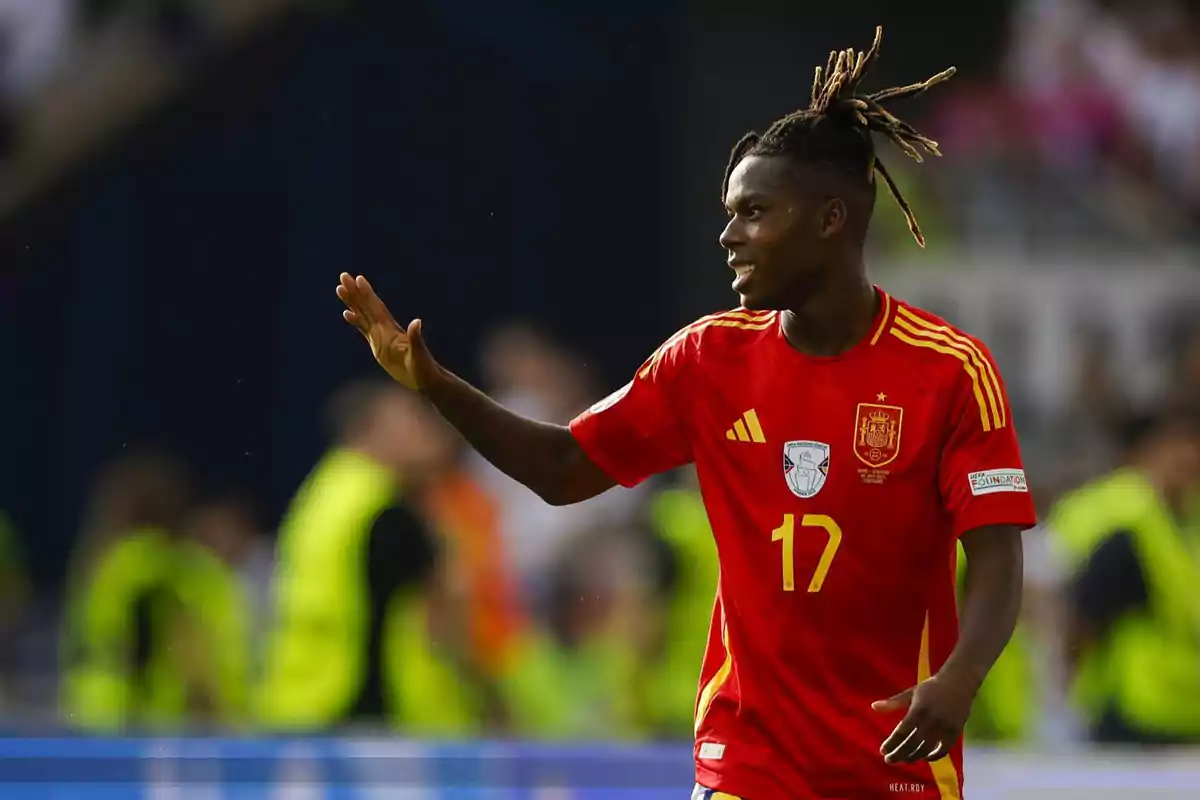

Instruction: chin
[737,291,781,312]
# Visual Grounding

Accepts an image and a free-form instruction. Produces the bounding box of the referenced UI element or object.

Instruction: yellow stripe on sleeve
[892,315,1002,430]
[895,307,1005,427]
[889,328,994,432]
[638,310,775,379]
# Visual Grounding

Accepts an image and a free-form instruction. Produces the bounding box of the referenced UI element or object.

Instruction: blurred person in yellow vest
[634,467,719,739]
[497,520,656,741]
[183,492,274,685]
[258,381,494,735]
[1048,409,1200,744]
[60,451,251,732]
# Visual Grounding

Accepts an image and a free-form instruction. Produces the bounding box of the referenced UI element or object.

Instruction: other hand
[872,673,976,764]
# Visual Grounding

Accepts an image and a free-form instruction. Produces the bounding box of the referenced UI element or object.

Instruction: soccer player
[336,26,1033,800]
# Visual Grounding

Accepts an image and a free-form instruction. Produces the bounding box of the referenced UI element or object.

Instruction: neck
[780,263,878,357]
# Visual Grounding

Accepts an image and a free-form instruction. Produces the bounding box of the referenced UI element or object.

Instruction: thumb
[407,318,428,352]
[872,687,915,713]
[406,318,437,367]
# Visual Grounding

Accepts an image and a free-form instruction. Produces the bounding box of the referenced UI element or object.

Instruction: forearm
[940,526,1024,691]
[421,366,611,505]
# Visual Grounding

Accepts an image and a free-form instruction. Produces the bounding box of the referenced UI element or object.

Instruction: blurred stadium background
[0,0,1199,796]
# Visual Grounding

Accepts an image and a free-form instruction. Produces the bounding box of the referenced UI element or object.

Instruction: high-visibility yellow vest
[257,448,483,735]
[498,626,645,741]
[1103,500,1200,737]
[1049,469,1158,570]
[61,529,249,731]
[640,487,719,738]
[1049,469,1200,737]
[385,588,485,736]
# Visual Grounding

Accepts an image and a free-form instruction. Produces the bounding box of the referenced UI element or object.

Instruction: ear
[818,197,847,239]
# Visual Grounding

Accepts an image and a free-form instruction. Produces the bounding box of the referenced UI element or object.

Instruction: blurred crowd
[0,0,306,218]
[0,320,1197,748]
[0,0,224,153]
[868,0,1200,255]
[3,0,1200,253]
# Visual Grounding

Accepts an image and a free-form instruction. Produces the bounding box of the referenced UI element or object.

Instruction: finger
[872,687,915,714]
[883,726,923,764]
[880,714,918,757]
[355,275,396,325]
[907,736,943,763]
[342,309,368,333]
[403,319,431,372]
[924,740,950,762]
[407,318,425,350]
[336,283,371,326]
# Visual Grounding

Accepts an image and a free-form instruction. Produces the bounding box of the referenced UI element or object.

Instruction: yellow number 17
[771,514,842,592]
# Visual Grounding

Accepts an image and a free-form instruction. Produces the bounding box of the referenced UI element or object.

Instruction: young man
[336,26,1034,800]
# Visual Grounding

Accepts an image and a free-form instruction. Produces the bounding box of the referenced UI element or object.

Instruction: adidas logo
[725,409,766,443]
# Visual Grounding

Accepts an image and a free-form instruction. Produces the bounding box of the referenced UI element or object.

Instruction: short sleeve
[568,337,693,488]
[938,342,1038,537]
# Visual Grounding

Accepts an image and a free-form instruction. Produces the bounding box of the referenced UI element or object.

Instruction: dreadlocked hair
[721,26,954,248]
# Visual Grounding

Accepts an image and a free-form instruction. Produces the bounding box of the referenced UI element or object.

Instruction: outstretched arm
[421,367,615,505]
[336,273,614,505]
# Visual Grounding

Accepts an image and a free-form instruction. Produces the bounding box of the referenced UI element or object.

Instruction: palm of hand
[336,272,418,390]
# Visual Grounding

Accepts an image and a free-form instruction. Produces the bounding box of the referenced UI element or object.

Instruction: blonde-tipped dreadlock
[721,26,954,248]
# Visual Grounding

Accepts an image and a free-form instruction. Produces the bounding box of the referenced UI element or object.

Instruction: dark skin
[720,154,880,355]
[335,152,1025,765]
[874,525,1024,763]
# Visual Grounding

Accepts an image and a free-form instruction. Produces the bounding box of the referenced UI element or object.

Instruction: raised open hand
[336,272,438,391]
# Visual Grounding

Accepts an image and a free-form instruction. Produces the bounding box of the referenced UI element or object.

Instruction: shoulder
[883,298,1000,373]
[881,297,1009,430]
[637,307,777,380]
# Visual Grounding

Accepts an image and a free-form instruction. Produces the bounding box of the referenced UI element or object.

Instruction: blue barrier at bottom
[0,737,696,799]
[3,737,1200,798]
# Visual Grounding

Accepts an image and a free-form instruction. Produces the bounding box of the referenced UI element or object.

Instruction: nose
[719,217,744,252]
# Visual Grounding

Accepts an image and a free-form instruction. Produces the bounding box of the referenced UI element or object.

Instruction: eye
[744,205,766,219]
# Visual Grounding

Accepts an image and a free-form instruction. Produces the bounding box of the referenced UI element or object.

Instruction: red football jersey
[569,290,1037,799]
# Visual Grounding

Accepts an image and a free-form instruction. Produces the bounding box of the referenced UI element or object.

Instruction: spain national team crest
[783,440,831,499]
[854,403,903,468]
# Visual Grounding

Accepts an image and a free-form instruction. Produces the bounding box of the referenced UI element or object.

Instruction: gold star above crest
[877,392,887,402]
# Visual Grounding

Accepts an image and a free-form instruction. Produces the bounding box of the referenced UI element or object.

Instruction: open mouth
[731,263,754,290]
